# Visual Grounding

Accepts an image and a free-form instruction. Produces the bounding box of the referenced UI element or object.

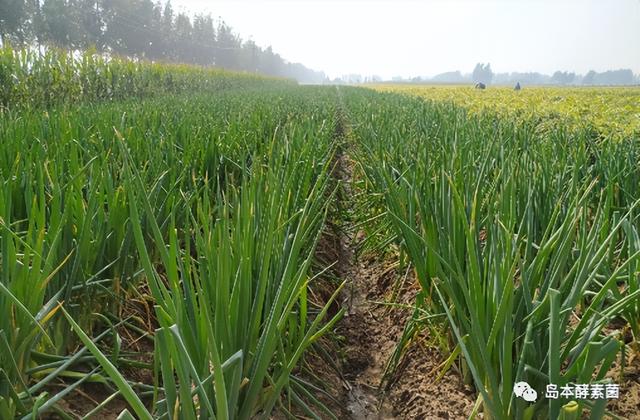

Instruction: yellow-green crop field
[372,84,640,139]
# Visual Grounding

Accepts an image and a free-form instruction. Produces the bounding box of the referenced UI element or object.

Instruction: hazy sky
[170,0,640,79]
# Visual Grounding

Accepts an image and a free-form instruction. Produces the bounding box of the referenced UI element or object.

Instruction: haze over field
[1,0,638,83]
[172,0,640,79]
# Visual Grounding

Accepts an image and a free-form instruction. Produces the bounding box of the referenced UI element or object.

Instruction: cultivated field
[373,84,640,139]
[350,86,640,419]
[1,48,639,419]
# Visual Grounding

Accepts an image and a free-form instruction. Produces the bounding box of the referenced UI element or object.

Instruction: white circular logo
[514,381,537,402]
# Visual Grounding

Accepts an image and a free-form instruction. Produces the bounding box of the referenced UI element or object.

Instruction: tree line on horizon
[341,63,639,86]
[0,0,327,83]
[331,63,640,86]
[412,63,639,86]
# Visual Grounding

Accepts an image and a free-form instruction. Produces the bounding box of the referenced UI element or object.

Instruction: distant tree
[215,21,240,69]
[259,46,284,76]
[472,63,493,85]
[192,14,215,65]
[492,72,511,84]
[484,63,493,84]
[136,0,159,57]
[145,1,166,60]
[76,0,103,49]
[284,61,326,84]
[582,70,596,85]
[160,1,174,58]
[173,12,193,62]
[472,63,482,83]
[122,0,157,57]
[0,0,29,44]
[510,72,551,85]
[240,38,260,73]
[41,0,80,47]
[101,0,133,54]
[551,71,575,85]
[432,71,467,83]
[597,69,634,85]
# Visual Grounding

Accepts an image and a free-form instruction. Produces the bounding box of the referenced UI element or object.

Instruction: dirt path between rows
[333,155,476,419]
[317,101,477,418]
[332,151,395,419]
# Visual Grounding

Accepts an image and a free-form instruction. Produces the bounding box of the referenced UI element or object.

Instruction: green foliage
[3,46,639,419]
[0,63,343,417]
[0,45,281,110]
[347,87,640,419]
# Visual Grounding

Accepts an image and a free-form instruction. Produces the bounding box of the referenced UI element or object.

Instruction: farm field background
[372,84,640,139]
[1,48,640,419]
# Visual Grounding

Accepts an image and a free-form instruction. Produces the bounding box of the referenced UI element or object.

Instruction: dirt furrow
[320,95,476,419]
